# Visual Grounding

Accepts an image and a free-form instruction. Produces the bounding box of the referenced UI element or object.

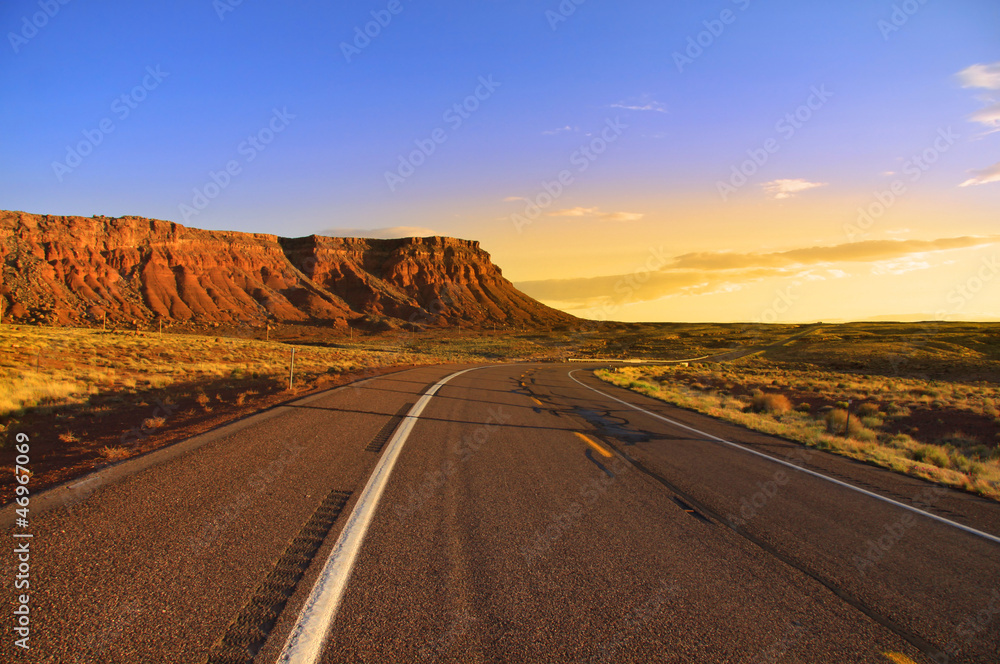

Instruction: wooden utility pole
[102,311,106,331]
[288,348,296,389]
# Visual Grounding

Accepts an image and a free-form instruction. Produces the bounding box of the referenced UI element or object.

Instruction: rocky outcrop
[0,210,575,329]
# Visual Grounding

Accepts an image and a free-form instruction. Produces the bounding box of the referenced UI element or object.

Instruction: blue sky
[2,0,998,321]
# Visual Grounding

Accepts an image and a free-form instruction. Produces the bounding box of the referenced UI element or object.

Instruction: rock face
[0,210,575,329]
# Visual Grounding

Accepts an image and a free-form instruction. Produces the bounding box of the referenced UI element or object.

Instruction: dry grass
[98,446,132,462]
[597,365,1000,502]
[751,392,793,414]
[0,325,444,422]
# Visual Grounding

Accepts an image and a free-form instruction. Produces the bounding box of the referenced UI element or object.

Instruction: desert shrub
[937,431,979,448]
[856,402,881,418]
[950,453,985,477]
[861,416,884,429]
[143,416,165,429]
[854,429,878,443]
[885,403,911,419]
[795,402,812,413]
[911,445,949,468]
[963,444,993,460]
[99,446,132,461]
[825,409,867,436]
[750,393,793,414]
[886,433,914,449]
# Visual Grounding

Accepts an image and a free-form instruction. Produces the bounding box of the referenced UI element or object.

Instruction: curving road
[4,363,999,663]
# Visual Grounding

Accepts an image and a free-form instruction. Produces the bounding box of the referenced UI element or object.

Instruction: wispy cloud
[670,235,999,270]
[546,207,644,222]
[542,125,576,135]
[320,226,439,238]
[957,62,1000,90]
[515,235,1000,308]
[870,259,931,276]
[611,95,666,113]
[959,160,1000,187]
[547,207,599,217]
[958,61,1000,139]
[600,211,645,222]
[503,196,526,202]
[761,178,828,199]
[970,103,1000,128]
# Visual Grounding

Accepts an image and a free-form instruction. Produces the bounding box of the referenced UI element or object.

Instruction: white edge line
[277,366,484,664]
[568,369,1000,547]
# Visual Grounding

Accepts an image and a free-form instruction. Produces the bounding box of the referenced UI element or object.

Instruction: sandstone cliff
[0,210,575,329]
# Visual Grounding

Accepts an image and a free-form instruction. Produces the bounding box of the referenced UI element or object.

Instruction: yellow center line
[574,432,613,458]
[530,397,543,406]
[883,653,920,664]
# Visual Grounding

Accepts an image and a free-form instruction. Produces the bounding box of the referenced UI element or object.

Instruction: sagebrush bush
[825,408,867,436]
[912,445,949,468]
[856,402,881,417]
[886,433,915,449]
[861,416,884,429]
[751,393,793,414]
[937,431,979,448]
[595,360,1000,502]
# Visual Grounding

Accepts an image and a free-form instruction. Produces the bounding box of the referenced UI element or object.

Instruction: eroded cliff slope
[0,210,575,329]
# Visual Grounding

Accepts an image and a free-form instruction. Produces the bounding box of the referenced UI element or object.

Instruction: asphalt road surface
[3,363,999,663]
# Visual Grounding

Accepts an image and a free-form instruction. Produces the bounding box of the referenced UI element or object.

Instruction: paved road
[4,363,999,663]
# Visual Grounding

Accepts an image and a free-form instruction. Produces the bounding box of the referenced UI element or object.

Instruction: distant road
[6,360,999,663]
